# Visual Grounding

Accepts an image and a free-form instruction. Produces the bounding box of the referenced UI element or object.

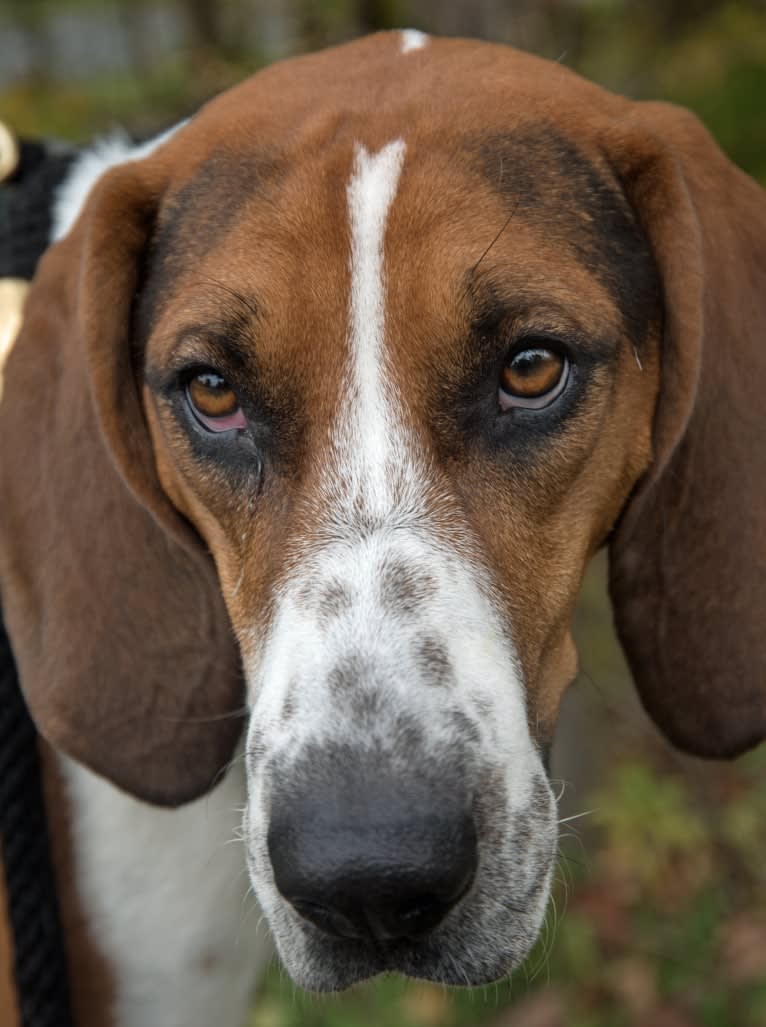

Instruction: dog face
[137,105,660,986]
[1,32,764,991]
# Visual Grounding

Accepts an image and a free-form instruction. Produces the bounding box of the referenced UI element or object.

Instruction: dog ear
[608,102,766,758]
[0,156,245,805]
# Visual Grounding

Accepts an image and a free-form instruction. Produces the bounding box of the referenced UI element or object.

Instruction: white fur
[343,140,407,514]
[61,753,272,1027]
[52,123,185,242]
[400,29,429,53]
[242,140,552,991]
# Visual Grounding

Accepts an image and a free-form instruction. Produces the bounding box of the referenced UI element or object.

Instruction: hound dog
[1,29,764,1027]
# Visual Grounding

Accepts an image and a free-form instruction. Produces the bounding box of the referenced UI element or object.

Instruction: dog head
[1,32,764,990]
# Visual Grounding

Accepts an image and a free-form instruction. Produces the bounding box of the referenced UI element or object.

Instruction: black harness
[0,137,75,278]
[0,131,77,1027]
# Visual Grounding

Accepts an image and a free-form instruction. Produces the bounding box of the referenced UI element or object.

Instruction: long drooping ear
[608,102,766,759]
[0,156,245,805]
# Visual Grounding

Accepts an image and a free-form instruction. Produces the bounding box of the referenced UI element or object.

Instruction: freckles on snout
[237,511,558,986]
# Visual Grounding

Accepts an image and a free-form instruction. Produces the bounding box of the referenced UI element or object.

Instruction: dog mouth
[264,859,555,992]
[245,748,558,991]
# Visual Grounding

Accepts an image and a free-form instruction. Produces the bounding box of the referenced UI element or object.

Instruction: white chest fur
[60,753,272,1027]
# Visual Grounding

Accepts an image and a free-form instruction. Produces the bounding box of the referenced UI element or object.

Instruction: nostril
[383,890,464,940]
[385,856,476,940]
[398,896,440,929]
[290,899,367,940]
[291,886,474,944]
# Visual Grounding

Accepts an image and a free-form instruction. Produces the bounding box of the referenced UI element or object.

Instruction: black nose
[267,763,477,944]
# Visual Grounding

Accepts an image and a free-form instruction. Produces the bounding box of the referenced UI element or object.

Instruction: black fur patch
[379,560,437,617]
[134,149,282,346]
[417,637,455,688]
[472,765,508,845]
[281,690,296,722]
[327,655,362,696]
[316,580,353,622]
[530,773,554,817]
[450,708,481,746]
[475,124,661,347]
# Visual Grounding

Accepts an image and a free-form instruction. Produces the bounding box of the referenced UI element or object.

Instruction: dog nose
[267,768,477,943]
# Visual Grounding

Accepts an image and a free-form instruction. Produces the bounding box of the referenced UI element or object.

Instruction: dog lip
[297,928,432,982]
[276,851,554,990]
[286,923,529,990]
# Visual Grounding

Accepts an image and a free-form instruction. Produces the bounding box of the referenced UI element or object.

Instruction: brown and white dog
[1,28,765,1027]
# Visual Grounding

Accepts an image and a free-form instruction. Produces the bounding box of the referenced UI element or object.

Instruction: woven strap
[0,621,75,1027]
[0,136,75,278]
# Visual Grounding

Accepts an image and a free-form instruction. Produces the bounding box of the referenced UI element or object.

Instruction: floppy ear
[0,158,245,805]
[608,102,766,758]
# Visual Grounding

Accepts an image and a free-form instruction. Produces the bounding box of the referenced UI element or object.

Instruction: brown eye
[499,346,569,411]
[187,371,247,433]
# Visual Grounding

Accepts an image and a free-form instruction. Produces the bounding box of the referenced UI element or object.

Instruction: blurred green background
[2,2,765,1025]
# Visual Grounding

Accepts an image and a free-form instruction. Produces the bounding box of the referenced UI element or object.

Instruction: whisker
[230,563,246,598]
[191,274,260,322]
[209,748,248,791]
[558,830,590,870]
[551,777,570,803]
[158,705,250,725]
[558,808,594,825]
[469,201,520,277]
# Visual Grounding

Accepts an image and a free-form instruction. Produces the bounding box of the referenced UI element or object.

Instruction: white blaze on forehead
[343,139,407,515]
[244,114,553,992]
[401,29,429,53]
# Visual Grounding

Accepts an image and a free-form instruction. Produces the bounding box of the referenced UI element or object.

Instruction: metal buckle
[0,278,29,401]
[0,122,20,183]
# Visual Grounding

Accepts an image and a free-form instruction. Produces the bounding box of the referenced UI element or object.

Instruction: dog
[0,28,764,1027]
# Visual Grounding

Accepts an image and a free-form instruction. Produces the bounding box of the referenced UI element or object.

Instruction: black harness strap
[0,128,78,1027]
[0,622,75,1027]
[0,137,75,277]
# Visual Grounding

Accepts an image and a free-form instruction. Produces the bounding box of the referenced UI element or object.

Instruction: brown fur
[2,32,764,801]
[0,863,20,1027]
[0,30,764,1012]
[608,104,766,756]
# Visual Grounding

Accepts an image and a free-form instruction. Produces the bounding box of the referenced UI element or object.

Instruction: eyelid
[507,330,571,355]
[188,399,249,433]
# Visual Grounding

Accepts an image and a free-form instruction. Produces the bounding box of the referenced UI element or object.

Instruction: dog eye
[186,371,247,432]
[498,346,569,411]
